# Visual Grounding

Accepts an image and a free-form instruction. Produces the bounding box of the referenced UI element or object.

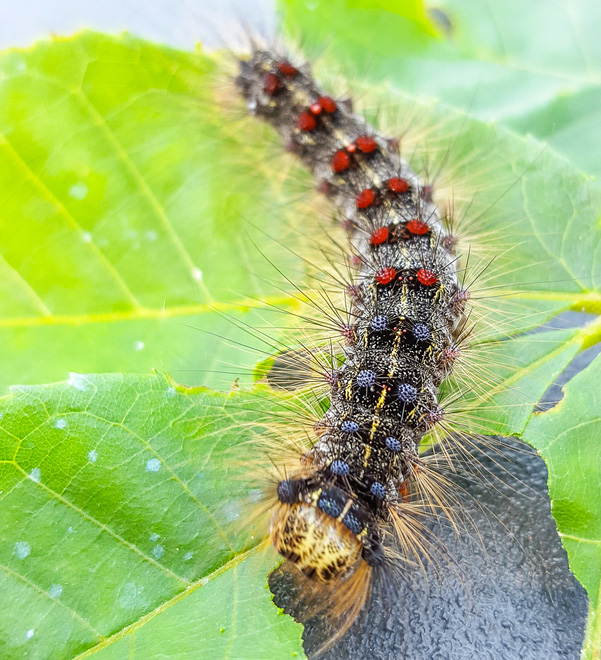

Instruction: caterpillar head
[271,501,363,582]
[271,480,383,582]
[270,480,382,654]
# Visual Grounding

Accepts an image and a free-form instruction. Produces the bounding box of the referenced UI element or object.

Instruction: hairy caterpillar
[236,45,464,611]
[225,43,589,658]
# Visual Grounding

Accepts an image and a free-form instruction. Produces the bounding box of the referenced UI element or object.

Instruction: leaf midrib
[0,295,300,327]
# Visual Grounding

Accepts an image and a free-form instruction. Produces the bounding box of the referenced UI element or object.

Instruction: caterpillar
[225,33,593,655]
[232,47,475,653]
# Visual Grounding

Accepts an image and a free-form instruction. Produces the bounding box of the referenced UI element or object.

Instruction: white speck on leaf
[69,182,88,200]
[25,629,34,640]
[152,545,165,559]
[146,458,161,472]
[49,584,63,598]
[29,468,41,483]
[81,231,92,243]
[222,502,241,523]
[54,418,67,430]
[88,450,98,463]
[68,526,76,534]
[184,551,193,561]
[15,541,31,559]
[68,373,90,391]
[248,488,262,503]
[118,582,149,610]
[149,532,160,542]
[166,387,176,398]
[134,341,145,351]
[192,267,203,281]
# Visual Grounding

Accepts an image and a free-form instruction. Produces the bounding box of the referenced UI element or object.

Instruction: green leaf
[280,0,601,177]
[522,354,601,659]
[0,31,314,393]
[0,372,304,659]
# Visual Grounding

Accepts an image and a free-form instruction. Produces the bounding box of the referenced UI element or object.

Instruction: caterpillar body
[235,48,471,647]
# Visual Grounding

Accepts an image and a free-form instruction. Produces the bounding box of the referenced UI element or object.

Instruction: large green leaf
[0,372,304,659]
[0,32,314,393]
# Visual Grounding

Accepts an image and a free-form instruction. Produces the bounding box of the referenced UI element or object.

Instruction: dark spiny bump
[317,495,343,518]
[330,459,350,476]
[340,420,359,433]
[342,512,364,534]
[385,436,401,452]
[356,369,377,387]
[397,382,418,403]
[413,323,430,342]
[370,315,388,332]
[277,479,297,503]
[370,481,386,499]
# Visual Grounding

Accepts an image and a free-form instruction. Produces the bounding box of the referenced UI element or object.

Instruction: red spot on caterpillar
[346,143,357,154]
[277,61,298,77]
[297,111,317,132]
[263,72,281,95]
[356,136,378,153]
[310,102,323,115]
[388,177,409,194]
[356,189,376,209]
[417,269,438,286]
[319,96,337,113]
[369,226,389,245]
[376,267,396,285]
[331,150,351,172]
[407,219,429,235]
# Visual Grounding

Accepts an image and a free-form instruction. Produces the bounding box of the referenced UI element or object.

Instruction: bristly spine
[236,48,470,648]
